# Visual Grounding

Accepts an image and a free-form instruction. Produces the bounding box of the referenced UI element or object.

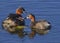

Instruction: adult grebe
[2,7,25,34]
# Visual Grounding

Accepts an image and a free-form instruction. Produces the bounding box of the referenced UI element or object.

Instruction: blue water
[0,0,60,43]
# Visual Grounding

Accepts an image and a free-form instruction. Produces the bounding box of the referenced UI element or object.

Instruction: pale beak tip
[26,17,29,19]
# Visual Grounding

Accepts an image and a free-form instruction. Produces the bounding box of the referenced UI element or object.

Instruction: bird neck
[16,12,22,15]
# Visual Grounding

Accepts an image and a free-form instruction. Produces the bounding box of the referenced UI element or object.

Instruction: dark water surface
[0,0,60,43]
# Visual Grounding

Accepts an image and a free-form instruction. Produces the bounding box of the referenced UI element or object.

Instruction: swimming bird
[26,14,51,38]
[2,7,26,36]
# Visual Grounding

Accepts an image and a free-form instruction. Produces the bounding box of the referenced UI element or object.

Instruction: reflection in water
[15,27,26,38]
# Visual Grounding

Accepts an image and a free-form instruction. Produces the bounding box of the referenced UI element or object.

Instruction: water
[0,0,60,43]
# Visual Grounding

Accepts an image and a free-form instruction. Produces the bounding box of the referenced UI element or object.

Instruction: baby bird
[27,14,51,38]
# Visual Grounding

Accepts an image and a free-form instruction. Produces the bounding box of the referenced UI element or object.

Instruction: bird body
[2,14,25,33]
[30,20,51,34]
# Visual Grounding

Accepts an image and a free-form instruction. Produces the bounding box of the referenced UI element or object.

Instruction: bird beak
[23,16,29,19]
[26,17,29,19]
